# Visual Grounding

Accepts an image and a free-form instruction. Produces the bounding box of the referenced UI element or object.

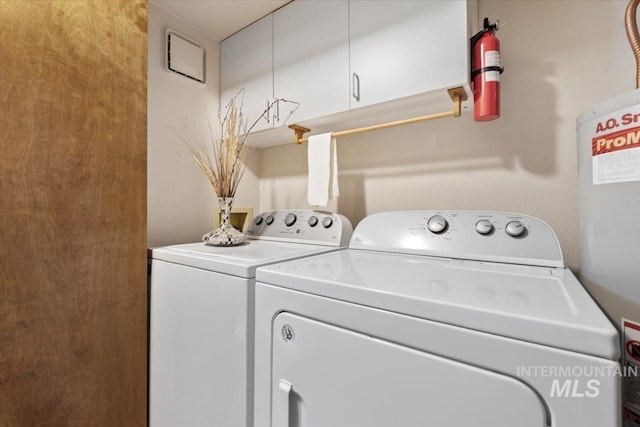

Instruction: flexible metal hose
[626,0,640,88]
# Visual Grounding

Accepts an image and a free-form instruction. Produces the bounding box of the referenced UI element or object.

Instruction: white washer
[254,211,621,427]
[149,210,352,427]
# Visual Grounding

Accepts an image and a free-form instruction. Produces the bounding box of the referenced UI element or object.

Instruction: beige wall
[147,3,260,247]
[258,0,635,273]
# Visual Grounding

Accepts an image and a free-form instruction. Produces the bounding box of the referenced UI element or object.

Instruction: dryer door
[271,313,548,427]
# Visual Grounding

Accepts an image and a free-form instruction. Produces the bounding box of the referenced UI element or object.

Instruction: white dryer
[149,210,352,427]
[254,211,621,427]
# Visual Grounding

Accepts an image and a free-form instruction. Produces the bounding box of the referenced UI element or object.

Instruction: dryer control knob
[427,215,448,234]
[253,216,263,225]
[265,215,275,225]
[308,216,319,227]
[322,217,333,229]
[475,219,494,235]
[284,213,297,227]
[505,221,526,237]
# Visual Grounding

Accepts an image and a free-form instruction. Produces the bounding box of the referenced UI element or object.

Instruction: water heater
[577,89,640,306]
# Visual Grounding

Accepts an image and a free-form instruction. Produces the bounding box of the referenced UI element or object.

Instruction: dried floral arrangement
[181,90,300,198]
[178,90,299,246]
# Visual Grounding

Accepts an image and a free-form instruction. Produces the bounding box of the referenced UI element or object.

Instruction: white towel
[307,132,339,207]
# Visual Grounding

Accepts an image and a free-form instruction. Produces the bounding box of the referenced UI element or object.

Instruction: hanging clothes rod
[289,87,467,144]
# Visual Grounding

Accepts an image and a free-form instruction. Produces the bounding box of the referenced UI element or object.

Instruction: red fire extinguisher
[471,18,503,122]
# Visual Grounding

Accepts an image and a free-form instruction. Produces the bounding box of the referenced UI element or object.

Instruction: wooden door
[0,1,148,425]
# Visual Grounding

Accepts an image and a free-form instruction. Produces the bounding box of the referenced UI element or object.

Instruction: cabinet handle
[277,379,292,427]
[275,98,280,122]
[352,72,360,102]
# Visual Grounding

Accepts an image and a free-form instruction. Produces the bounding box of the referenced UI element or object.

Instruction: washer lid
[257,250,620,360]
[152,241,343,278]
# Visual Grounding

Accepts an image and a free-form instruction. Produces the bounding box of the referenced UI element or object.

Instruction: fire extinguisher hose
[626,0,640,88]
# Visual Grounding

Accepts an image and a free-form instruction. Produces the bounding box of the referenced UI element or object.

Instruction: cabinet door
[350,0,469,108]
[273,0,350,124]
[221,14,273,132]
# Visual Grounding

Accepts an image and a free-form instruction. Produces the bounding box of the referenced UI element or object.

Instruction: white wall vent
[166,29,206,83]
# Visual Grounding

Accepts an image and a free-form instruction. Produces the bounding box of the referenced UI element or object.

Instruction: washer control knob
[321,216,333,229]
[265,215,275,225]
[308,216,319,227]
[505,221,526,237]
[284,213,297,227]
[475,219,494,235]
[427,215,448,234]
[253,216,263,225]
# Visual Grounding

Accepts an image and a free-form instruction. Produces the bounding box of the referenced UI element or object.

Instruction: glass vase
[202,197,247,246]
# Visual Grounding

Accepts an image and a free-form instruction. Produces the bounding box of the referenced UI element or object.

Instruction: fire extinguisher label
[589,105,640,185]
[484,51,501,82]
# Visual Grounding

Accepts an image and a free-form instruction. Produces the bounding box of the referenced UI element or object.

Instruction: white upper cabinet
[273,0,350,123]
[220,14,273,133]
[219,0,476,147]
[349,0,470,109]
